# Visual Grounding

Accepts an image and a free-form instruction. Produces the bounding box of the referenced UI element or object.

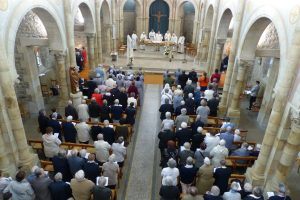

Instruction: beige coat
[196,164,214,194]
[70,178,95,200]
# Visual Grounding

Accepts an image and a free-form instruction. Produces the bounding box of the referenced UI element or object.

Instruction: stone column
[201,30,210,61]
[24,46,44,114]
[169,17,175,33]
[54,51,69,106]
[63,0,76,66]
[218,0,246,114]
[257,58,280,127]
[94,36,99,65]
[206,0,220,73]
[196,0,207,62]
[96,0,103,63]
[0,57,35,169]
[192,20,199,44]
[265,110,300,192]
[212,39,225,73]
[106,25,112,53]
[87,33,95,70]
[111,0,117,53]
[227,59,254,125]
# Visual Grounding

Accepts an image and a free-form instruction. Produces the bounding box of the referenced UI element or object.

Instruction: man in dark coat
[125,103,136,125]
[92,176,112,200]
[61,116,77,143]
[175,101,187,116]
[49,108,63,119]
[191,115,205,134]
[159,99,174,120]
[64,100,78,120]
[175,124,193,147]
[102,120,116,145]
[82,154,101,183]
[87,77,98,99]
[158,129,176,160]
[115,87,128,110]
[213,160,232,195]
[52,149,72,182]
[188,69,198,84]
[67,150,84,176]
[38,109,49,134]
[90,121,102,141]
[178,71,189,89]
[207,94,219,117]
[100,100,111,122]
[88,98,101,121]
[191,127,205,152]
[110,99,124,122]
[48,113,62,140]
[49,172,72,200]
[185,93,195,115]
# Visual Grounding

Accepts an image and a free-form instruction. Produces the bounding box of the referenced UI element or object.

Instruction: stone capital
[290,108,300,132]
[238,58,255,68]
[86,33,96,38]
[52,50,66,61]
[216,38,226,45]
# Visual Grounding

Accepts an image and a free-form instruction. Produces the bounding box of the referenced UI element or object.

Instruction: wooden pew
[40,160,54,172]
[225,156,257,170]
[228,174,246,186]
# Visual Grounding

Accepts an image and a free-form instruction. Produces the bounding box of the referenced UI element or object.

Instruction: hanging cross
[152,11,167,32]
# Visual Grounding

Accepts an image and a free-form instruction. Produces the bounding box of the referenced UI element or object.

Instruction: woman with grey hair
[182,186,203,200]
[203,186,222,199]
[161,158,179,186]
[243,186,264,200]
[159,176,180,200]
[222,181,241,200]
[240,182,253,198]
[92,176,112,200]
[161,112,174,131]
[102,155,119,189]
[268,183,291,200]
[196,99,210,124]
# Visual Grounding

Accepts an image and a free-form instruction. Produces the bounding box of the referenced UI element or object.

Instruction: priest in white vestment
[127,34,134,64]
[178,36,185,53]
[171,33,178,51]
[131,32,138,51]
[149,29,155,41]
[140,32,147,50]
[164,31,171,41]
[155,31,163,41]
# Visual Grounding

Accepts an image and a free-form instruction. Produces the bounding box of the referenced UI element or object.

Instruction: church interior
[0,0,300,199]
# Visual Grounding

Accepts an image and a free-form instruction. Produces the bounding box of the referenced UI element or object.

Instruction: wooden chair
[41,84,51,97]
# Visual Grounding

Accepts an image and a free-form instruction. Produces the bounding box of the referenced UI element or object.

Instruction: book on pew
[109,125,114,128]
[85,153,90,159]
[96,176,108,186]
[67,150,72,156]
[72,122,77,126]
[54,133,59,138]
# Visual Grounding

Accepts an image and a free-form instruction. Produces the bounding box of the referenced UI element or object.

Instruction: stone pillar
[0,57,35,170]
[265,110,300,192]
[87,33,95,70]
[201,30,210,61]
[169,18,175,33]
[96,0,103,63]
[206,0,220,73]
[227,59,254,125]
[192,20,198,44]
[218,0,246,114]
[106,25,112,53]
[24,46,44,114]
[120,18,125,44]
[196,0,207,62]
[111,0,117,53]
[94,36,99,65]
[63,0,76,66]
[257,58,279,127]
[212,39,225,73]
[54,51,69,107]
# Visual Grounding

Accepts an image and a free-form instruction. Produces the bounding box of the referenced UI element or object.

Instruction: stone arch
[72,1,96,33]
[238,14,287,126]
[204,4,214,29]
[176,0,197,43]
[4,0,66,82]
[216,8,233,39]
[121,0,143,42]
[101,0,112,54]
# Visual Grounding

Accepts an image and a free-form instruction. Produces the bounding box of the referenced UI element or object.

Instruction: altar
[140,39,176,52]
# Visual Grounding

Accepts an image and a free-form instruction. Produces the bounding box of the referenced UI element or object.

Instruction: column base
[18,151,39,173]
[227,107,241,126]
[264,175,283,195]
[218,104,227,116]
[245,166,265,186]
[70,92,83,108]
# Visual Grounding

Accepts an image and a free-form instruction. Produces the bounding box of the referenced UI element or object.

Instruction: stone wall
[183,14,195,43]
[124,11,136,42]
[257,23,279,49]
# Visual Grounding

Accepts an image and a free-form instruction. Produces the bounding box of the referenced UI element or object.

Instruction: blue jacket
[49,181,72,200]
[220,132,234,149]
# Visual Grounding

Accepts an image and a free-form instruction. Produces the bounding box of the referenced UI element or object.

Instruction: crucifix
[152,11,167,32]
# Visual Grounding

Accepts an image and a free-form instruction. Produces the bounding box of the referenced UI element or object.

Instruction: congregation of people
[0,65,145,200]
[158,69,291,200]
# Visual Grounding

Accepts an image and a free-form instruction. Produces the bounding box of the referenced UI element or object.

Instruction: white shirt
[161,119,174,131]
[161,167,179,186]
[204,133,220,153]
[77,104,89,121]
[149,31,155,40]
[171,35,178,44]
[112,143,126,162]
[178,36,185,44]
[140,33,147,41]
[94,140,111,162]
[204,89,214,101]
[75,122,90,142]
[127,97,137,107]
[105,78,116,89]
[155,34,163,41]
